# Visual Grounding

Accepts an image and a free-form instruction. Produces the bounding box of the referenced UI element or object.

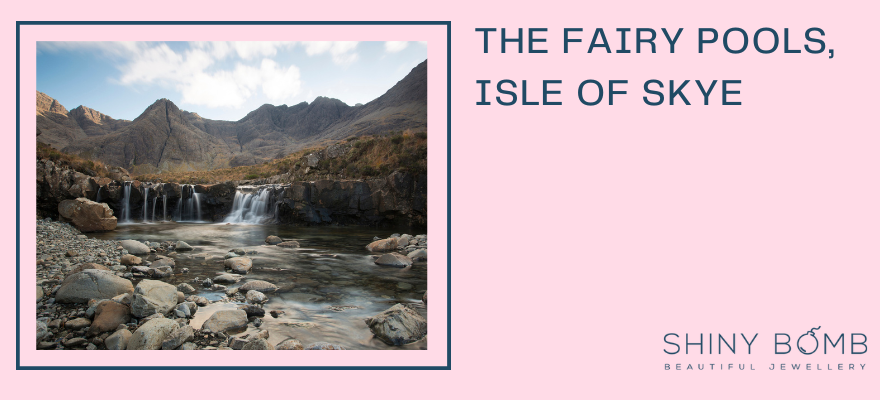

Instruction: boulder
[112,293,132,306]
[176,283,196,294]
[161,325,194,350]
[127,318,177,350]
[175,303,192,318]
[88,301,131,335]
[246,290,268,304]
[175,241,193,251]
[275,338,304,350]
[366,238,397,252]
[105,329,131,350]
[224,257,253,274]
[239,280,278,293]
[131,280,178,318]
[58,198,117,232]
[407,249,427,261]
[55,269,134,303]
[36,285,44,302]
[200,310,248,333]
[120,240,150,255]
[239,305,265,318]
[69,263,110,274]
[364,303,427,346]
[242,337,274,350]
[374,253,413,267]
[265,235,283,245]
[304,342,346,350]
[212,274,242,284]
[151,258,175,268]
[276,240,300,248]
[120,254,142,265]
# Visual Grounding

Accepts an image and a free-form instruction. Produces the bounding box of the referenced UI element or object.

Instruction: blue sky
[37,41,427,121]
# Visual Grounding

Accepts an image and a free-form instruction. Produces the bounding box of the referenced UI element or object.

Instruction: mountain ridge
[38,59,428,174]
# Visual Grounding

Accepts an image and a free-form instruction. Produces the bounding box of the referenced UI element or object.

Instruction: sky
[37,41,427,121]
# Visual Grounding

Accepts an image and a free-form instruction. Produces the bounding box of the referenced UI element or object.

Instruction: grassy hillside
[134,130,427,184]
[37,141,110,178]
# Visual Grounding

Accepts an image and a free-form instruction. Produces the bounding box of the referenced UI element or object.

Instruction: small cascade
[142,186,150,222]
[120,182,132,223]
[163,195,167,221]
[224,186,283,224]
[95,187,102,203]
[152,197,158,222]
[176,184,203,222]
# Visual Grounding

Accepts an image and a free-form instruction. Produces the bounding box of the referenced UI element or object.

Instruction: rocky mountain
[37,60,428,174]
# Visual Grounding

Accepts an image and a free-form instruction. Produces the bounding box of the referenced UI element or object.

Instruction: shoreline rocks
[364,304,427,346]
[58,198,117,232]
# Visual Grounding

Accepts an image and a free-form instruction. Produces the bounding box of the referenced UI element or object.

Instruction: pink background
[5,0,879,398]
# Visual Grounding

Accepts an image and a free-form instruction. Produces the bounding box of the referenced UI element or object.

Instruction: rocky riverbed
[36,218,428,350]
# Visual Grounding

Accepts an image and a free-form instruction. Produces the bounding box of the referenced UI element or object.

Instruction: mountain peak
[36,91,69,115]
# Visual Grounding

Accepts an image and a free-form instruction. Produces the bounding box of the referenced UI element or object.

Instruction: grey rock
[364,303,427,346]
[276,338,304,350]
[161,325,194,350]
[239,280,278,293]
[120,240,150,255]
[406,249,427,261]
[213,274,242,284]
[201,310,248,333]
[105,329,131,350]
[131,280,178,318]
[305,342,346,350]
[127,318,177,350]
[265,235,283,245]
[242,337,274,350]
[177,283,196,294]
[175,241,193,251]
[55,270,134,303]
[224,257,253,274]
[246,290,268,304]
[374,253,413,267]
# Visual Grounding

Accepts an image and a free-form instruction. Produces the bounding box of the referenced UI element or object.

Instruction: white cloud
[302,41,359,65]
[385,41,409,53]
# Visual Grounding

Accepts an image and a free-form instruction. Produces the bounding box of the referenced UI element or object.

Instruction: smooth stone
[374,253,413,267]
[304,342,346,350]
[275,338,304,350]
[120,240,150,255]
[242,337,274,350]
[176,283,196,294]
[239,280,278,293]
[201,310,247,334]
[364,303,427,346]
[127,318,178,350]
[406,249,427,261]
[120,254,142,266]
[178,342,198,350]
[64,337,89,347]
[366,238,397,252]
[175,241,193,251]
[105,329,131,350]
[70,263,110,274]
[65,317,91,330]
[175,303,192,318]
[213,274,242,284]
[239,304,265,318]
[276,240,300,248]
[89,301,131,335]
[161,325,194,350]
[265,236,283,245]
[55,270,134,303]
[131,280,178,318]
[224,257,253,274]
[246,290,268,304]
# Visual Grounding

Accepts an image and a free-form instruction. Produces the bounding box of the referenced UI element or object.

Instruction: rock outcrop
[58,198,117,232]
[55,269,134,303]
[364,303,427,346]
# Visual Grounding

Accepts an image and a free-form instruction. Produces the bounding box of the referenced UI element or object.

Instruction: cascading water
[120,182,132,223]
[224,186,281,224]
[152,197,158,222]
[176,184,203,222]
[163,195,167,221]
[142,186,150,222]
[95,187,102,203]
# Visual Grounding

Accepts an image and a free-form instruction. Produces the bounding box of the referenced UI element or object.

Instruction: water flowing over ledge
[37,159,427,228]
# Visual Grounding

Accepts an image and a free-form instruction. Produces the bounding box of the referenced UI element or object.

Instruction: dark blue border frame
[17,21,451,370]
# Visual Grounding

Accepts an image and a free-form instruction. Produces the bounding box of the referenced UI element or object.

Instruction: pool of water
[89,222,428,350]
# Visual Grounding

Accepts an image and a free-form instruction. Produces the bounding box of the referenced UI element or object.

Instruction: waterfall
[224,186,281,224]
[120,182,132,223]
[95,187,102,203]
[152,197,158,222]
[142,186,150,222]
[176,184,203,222]
[163,195,167,221]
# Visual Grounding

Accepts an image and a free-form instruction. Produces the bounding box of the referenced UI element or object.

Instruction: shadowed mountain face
[38,60,428,174]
